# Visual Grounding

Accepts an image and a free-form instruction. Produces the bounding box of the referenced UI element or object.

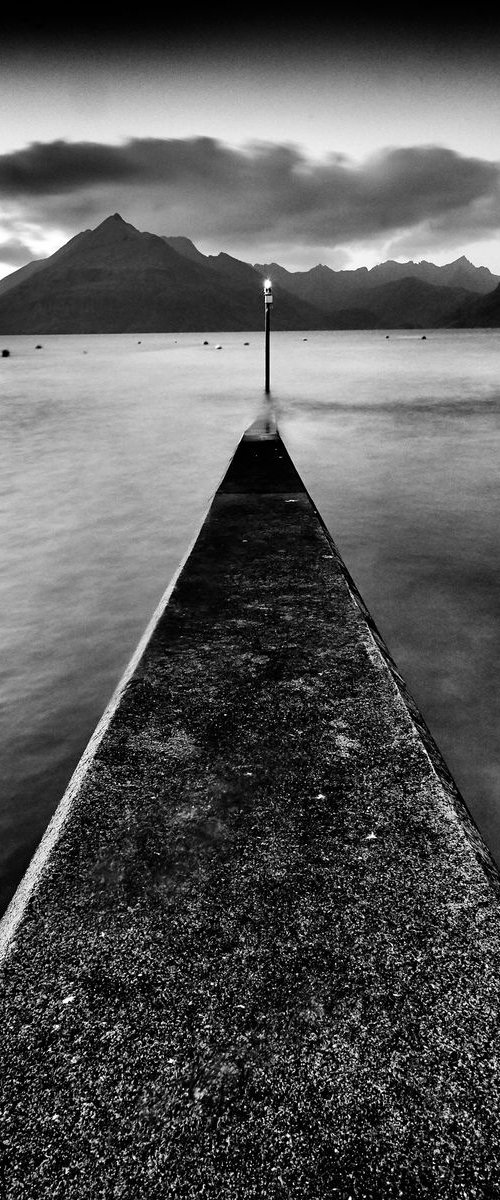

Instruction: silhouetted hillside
[0,216,326,334]
[0,215,497,333]
[450,283,500,328]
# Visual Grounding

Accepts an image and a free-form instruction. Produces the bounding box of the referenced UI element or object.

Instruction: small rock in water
[1,348,10,357]
[35,344,43,349]
[244,341,250,345]
[203,340,209,345]
[421,335,427,340]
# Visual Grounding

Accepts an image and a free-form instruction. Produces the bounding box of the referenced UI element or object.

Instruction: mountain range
[0,213,499,333]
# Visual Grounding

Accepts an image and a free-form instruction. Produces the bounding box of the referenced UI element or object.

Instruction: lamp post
[264,278,272,394]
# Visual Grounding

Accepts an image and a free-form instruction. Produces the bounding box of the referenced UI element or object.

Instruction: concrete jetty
[2,416,500,1198]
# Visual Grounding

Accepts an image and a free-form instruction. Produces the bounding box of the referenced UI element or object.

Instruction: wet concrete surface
[2,419,500,1197]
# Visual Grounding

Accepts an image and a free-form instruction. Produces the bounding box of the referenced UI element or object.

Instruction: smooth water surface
[1,330,500,914]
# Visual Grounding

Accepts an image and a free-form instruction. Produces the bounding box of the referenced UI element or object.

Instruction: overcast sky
[1,12,500,278]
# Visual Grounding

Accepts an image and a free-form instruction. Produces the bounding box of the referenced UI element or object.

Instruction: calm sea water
[1,329,500,915]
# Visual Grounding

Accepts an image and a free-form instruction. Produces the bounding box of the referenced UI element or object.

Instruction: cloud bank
[1,136,500,270]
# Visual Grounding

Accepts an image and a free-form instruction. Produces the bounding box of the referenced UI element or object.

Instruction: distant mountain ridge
[0,214,498,333]
[253,255,499,307]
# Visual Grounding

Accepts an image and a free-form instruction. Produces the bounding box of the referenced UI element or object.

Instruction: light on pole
[264,278,273,394]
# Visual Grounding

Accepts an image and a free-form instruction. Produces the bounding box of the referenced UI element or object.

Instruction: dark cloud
[0,140,140,194]
[1,136,499,263]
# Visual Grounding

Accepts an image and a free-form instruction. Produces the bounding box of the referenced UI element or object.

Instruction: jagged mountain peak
[0,214,325,333]
[89,213,143,240]
[0,214,499,332]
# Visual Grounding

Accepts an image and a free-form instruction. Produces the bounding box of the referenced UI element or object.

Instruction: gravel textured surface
[2,420,500,1198]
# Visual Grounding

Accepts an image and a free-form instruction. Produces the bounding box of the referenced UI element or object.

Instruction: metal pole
[264,279,272,394]
[265,301,270,394]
